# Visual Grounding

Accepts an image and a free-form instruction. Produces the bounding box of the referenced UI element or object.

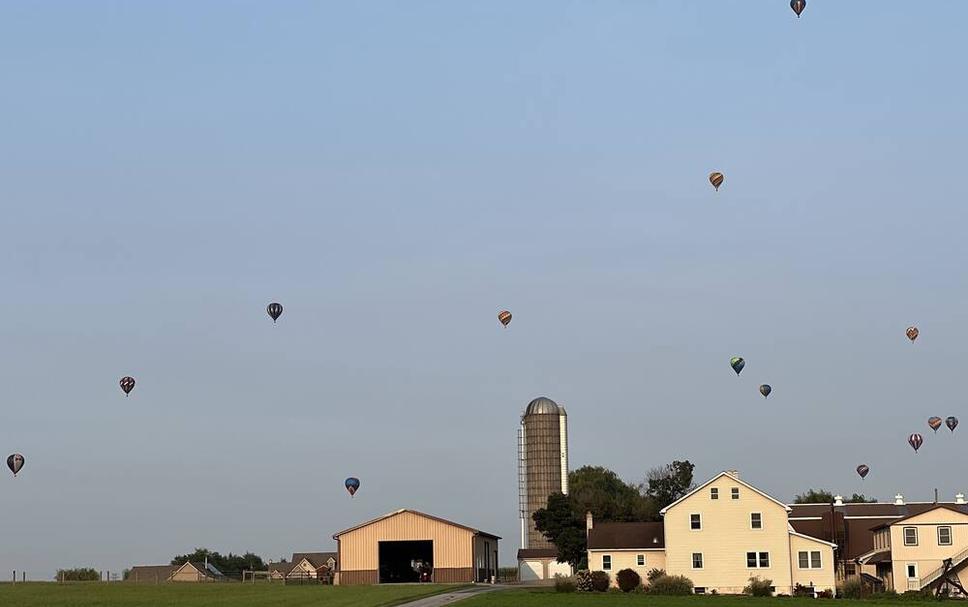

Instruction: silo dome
[524,397,561,416]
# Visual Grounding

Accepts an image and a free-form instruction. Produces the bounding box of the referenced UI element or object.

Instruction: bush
[649,574,694,595]
[616,568,641,593]
[56,568,100,582]
[590,571,610,592]
[554,574,576,593]
[647,568,666,583]
[744,576,774,597]
[575,570,594,593]
[793,583,815,597]
[817,589,834,599]
[840,578,862,599]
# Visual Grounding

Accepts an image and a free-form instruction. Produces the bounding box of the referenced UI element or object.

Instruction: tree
[643,460,695,510]
[793,490,877,504]
[532,492,587,568]
[56,568,100,581]
[170,548,266,580]
[793,489,835,504]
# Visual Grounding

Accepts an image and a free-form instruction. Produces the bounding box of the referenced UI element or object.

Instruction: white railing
[919,547,968,589]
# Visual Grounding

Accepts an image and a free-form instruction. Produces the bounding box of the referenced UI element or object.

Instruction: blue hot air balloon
[345,477,361,497]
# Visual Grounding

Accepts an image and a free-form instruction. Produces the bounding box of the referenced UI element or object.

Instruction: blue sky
[2,1,967,578]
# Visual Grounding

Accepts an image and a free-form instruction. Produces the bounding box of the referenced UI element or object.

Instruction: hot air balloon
[759,384,772,398]
[730,357,745,375]
[929,417,943,432]
[908,433,924,453]
[119,376,136,396]
[267,302,283,323]
[498,311,512,327]
[709,172,725,191]
[345,477,360,497]
[790,0,806,18]
[856,464,870,480]
[947,416,959,433]
[7,454,24,477]
[906,326,919,342]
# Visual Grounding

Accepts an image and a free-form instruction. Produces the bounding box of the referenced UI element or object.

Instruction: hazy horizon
[2,2,967,579]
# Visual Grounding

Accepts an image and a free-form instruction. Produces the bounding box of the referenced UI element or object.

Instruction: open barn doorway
[378,540,433,583]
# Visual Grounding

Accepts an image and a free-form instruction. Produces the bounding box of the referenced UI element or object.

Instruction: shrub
[817,589,834,599]
[793,583,815,597]
[616,568,641,593]
[839,579,862,599]
[647,568,666,583]
[575,570,594,593]
[56,568,100,582]
[554,574,576,593]
[744,576,774,597]
[649,574,694,595]
[590,570,610,592]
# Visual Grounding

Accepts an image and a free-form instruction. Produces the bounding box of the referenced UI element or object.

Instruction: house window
[690,514,702,530]
[695,587,706,594]
[751,513,762,529]
[731,487,740,500]
[692,553,703,569]
[907,564,918,579]
[845,564,856,576]
[797,551,822,569]
[939,526,953,546]
[602,555,611,571]
[747,552,770,568]
[710,488,719,500]
[637,555,645,567]
[903,527,918,546]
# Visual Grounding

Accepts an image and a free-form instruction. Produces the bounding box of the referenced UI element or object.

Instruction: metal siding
[338,511,475,571]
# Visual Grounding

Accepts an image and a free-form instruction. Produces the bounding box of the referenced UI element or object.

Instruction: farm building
[333,509,500,585]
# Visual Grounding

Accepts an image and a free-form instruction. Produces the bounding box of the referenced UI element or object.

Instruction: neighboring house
[587,470,837,594]
[268,561,295,580]
[287,552,337,581]
[126,565,177,583]
[789,492,968,592]
[170,561,224,582]
[858,505,968,594]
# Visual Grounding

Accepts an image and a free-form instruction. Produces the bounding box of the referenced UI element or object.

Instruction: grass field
[0,582,459,607]
[461,590,942,607]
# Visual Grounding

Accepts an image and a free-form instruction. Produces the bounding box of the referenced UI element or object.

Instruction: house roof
[517,548,559,560]
[268,562,295,576]
[788,527,838,548]
[333,509,501,540]
[587,522,665,550]
[291,552,337,569]
[173,562,222,579]
[127,565,177,582]
[659,471,791,516]
[870,504,968,530]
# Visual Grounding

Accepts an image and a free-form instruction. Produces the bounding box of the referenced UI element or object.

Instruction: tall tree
[532,492,587,568]
[643,460,695,510]
[793,489,835,504]
[847,494,877,503]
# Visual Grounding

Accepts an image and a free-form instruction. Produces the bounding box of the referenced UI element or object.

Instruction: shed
[333,509,500,585]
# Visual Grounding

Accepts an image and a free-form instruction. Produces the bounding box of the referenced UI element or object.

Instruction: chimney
[894,494,905,506]
[586,512,594,532]
[935,488,939,504]
[956,493,966,505]
[726,469,739,479]
[834,495,844,506]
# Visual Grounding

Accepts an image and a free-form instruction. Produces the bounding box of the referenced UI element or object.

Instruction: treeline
[170,548,266,580]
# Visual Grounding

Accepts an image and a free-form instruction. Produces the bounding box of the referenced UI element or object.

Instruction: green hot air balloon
[730,357,745,375]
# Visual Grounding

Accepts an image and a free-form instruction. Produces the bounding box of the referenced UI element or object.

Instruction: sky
[2,1,967,580]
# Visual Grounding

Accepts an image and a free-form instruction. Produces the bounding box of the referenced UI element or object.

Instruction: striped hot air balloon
[267,302,283,323]
[929,417,943,432]
[906,326,919,342]
[709,172,725,191]
[856,464,870,480]
[790,0,806,18]
[908,433,924,453]
[7,453,24,477]
[498,310,512,327]
[119,376,136,396]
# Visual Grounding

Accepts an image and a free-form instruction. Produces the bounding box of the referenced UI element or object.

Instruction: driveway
[398,585,505,607]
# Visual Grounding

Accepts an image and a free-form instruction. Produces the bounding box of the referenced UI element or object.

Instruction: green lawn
[0,582,459,607]
[462,590,940,607]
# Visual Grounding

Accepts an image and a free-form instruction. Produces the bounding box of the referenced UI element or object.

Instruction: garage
[333,509,500,585]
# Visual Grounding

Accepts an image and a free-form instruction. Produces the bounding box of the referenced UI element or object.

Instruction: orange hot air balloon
[928,417,943,432]
[906,326,919,342]
[709,172,725,191]
[498,311,512,327]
